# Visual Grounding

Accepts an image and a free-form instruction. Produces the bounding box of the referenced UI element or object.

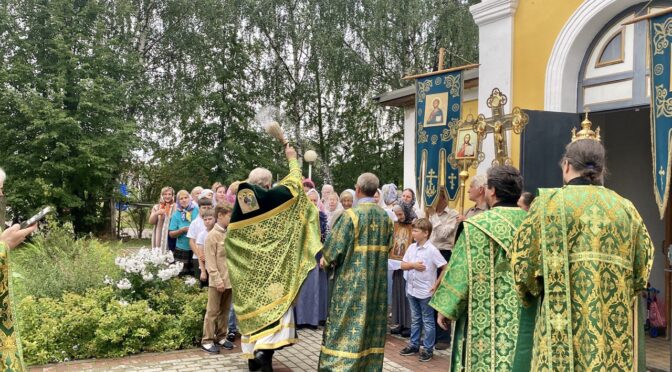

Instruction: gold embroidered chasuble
[511,186,654,371]
[225,158,322,336]
[0,242,25,371]
[318,202,394,372]
[429,207,533,372]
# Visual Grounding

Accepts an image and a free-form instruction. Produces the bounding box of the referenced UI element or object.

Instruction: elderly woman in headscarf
[325,191,343,227]
[340,189,355,210]
[295,189,329,327]
[149,186,176,251]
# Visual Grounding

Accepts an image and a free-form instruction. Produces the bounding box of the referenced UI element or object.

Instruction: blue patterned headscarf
[382,183,398,206]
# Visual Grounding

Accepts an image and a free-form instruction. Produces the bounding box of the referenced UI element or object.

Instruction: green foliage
[18,282,207,365]
[0,0,479,231]
[0,0,142,234]
[10,219,121,300]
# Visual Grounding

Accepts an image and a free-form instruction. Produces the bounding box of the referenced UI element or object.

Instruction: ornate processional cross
[446,88,529,213]
[456,88,529,166]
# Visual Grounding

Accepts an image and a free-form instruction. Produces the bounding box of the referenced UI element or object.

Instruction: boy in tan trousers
[201,203,234,353]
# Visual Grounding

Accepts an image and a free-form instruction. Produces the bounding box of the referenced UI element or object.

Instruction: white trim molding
[545,0,635,112]
[403,106,417,192]
[471,0,520,26]
[471,0,519,174]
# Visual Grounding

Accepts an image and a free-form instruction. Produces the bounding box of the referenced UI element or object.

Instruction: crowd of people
[0,117,653,372]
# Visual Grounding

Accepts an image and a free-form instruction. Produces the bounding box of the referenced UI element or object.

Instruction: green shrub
[10,219,121,300]
[18,281,208,365]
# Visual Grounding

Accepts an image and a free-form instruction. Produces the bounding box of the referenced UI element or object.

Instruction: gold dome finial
[571,108,601,142]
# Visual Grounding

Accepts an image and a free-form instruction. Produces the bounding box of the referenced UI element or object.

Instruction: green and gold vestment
[225,158,322,336]
[429,206,534,372]
[318,202,394,372]
[1,242,25,371]
[511,186,654,371]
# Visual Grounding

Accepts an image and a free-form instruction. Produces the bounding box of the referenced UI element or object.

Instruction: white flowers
[116,278,132,290]
[118,300,129,307]
[142,272,154,282]
[108,247,185,300]
[157,261,183,281]
[184,277,197,286]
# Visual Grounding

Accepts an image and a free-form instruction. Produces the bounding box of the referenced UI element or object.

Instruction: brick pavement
[28,328,451,371]
[26,330,672,371]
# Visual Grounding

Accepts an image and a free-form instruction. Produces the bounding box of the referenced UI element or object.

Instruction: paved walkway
[28,330,671,371]
[29,328,450,372]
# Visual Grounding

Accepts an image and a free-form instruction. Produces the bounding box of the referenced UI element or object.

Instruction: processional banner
[649,10,672,218]
[414,70,463,208]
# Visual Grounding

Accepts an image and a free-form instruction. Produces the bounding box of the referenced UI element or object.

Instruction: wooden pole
[401,63,480,81]
[438,47,446,71]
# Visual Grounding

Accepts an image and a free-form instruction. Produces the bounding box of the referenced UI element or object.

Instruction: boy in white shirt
[399,218,448,362]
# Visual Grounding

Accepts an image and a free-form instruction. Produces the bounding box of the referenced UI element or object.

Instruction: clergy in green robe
[429,165,535,372]
[510,137,654,371]
[225,145,322,370]
[0,221,38,372]
[318,172,394,372]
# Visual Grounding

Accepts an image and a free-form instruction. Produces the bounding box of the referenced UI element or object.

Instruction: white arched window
[578,2,672,111]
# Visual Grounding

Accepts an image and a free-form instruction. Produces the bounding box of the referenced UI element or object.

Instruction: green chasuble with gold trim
[429,206,533,372]
[511,186,654,371]
[1,243,25,371]
[225,158,322,336]
[318,202,394,372]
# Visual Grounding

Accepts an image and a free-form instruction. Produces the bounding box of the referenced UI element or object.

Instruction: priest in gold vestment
[429,165,535,371]
[225,145,322,371]
[511,123,654,371]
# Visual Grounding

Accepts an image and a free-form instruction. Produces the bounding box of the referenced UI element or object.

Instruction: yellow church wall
[509,0,584,167]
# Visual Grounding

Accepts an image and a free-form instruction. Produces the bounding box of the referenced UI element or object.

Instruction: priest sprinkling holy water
[224,120,322,371]
[510,117,654,371]
[429,165,534,371]
[318,172,394,371]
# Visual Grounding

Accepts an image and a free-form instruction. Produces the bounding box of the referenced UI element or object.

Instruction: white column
[403,105,417,192]
[470,0,519,174]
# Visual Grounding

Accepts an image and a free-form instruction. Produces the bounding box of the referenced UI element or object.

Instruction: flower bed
[12,229,207,365]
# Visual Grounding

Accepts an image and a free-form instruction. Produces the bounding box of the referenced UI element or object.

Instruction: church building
[376,0,672,337]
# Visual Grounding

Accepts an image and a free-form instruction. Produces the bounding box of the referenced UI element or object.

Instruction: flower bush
[110,247,184,301]
[18,282,207,365]
[12,226,208,366]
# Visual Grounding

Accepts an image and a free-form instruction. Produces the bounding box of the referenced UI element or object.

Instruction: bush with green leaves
[10,219,121,300]
[18,280,207,365]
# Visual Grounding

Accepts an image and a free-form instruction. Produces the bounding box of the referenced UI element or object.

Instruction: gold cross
[425,168,438,196]
[456,88,528,166]
[580,204,609,235]
[426,169,438,183]
[447,173,457,190]
[350,327,358,336]
[370,220,379,231]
